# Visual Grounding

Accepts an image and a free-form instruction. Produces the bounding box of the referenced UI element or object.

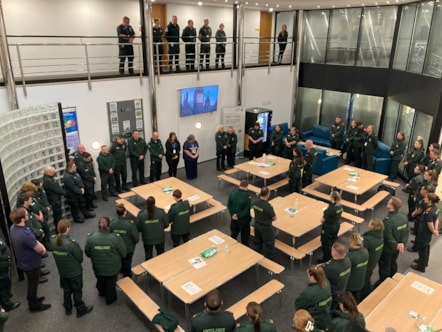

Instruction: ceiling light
[255,2,258,5]
[386,0,390,3]
[245,1,248,4]
[289,4,292,8]
[362,3,365,5]
[269,7,273,11]
[265,3,268,6]
[197,1,203,5]
[317,5,320,8]
[276,4,279,7]
[195,122,202,129]
[332,5,335,8]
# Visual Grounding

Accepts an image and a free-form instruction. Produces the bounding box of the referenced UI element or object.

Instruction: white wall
[0,88,10,113]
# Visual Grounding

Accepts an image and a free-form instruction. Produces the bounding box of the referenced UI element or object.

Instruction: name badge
[364,142,367,146]
[173,149,176,154]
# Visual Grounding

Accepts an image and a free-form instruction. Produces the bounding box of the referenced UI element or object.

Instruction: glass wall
[412,111,433,149]
[423,2,442,78]
[357,6,397,68]
[294,87,322,131]
[407,1,434,73]
[393,3,417,70]
[301,11,329,63]
[326,8,361,65]
[397,105,416,143]
[352,94,384,135]
[383,99,401,146]
[320,90,351,126]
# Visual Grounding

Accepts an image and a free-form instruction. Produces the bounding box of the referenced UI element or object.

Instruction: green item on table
[265,161,276,166]
[162,186,173,194]
[349,171,359,177]
[201,246,217,258]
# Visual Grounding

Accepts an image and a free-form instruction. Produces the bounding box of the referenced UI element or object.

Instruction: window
[301,11,329,63]
[294,87,322,131]
[352,94,384,135]
[393,4,417,70]
[423,1,442,78]
[320,90,351,127]
[382,99,401,146]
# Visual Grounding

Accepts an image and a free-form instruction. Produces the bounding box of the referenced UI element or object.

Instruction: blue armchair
[300,146,339,175]
[301,125,331,147]
[373,141,391,175]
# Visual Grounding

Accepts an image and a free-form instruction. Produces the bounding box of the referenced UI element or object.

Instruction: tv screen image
[180,85,219,117]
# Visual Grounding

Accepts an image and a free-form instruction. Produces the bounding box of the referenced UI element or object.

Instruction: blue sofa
[301,125,331,147]
[299,146,339,175]
[373,141,391,175]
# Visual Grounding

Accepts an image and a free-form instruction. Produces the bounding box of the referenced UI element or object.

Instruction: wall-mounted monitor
[180,85,219,117]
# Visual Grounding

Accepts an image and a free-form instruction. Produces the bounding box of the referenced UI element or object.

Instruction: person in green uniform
[191,289,235,332]
[376,197,409,286]
[411,193,440,272]
[235,301,277,331]
[302,140,318,187]
[328,292,366,332]
[226,126,238,168]
[408,185,434,252]
[405,164,425,220]
[76,152,97,209]
[346,233,368,303]
[320,242,351,311]
[345,120,358,165]
[295,265,332,330]
[198,18,212,70]
[148,131,165,183]
[182,19,197,71]
[288,148,304,193]
[30,178,50,227]
[361,125,378,171]
[97,145,118,201]
[292,309,322,332]
[128,130,148,186]
[117,16,135,75]
[0,239,20,311]
[318,191,343,263]
[165,15,180,72]
[353,122,365,168]
[136,196,169,260]
[110,203,139,277]
[388,131,406,181]
[0,307,8,332]
[215,23,226,69]
[252,188,277,260]
[427,147,442,177]
[227,180,252,246]
[17,193,44,243]
[168,190,191,247]
[270,124,283,157]
[43,165,65,229]
[403,138,424,181]
[85,217,127,305]
[51,219,93,317]
[215,125,228,171]
[329,116,345,151]
[110,135,128,193]
[152,18,164,73]
[283,126,299,159]
[248,122,263,160]
[360,218,384,301]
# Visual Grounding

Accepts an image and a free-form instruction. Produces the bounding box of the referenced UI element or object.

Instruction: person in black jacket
[165,15,180,72]
[165,132,181,177]
[361,125,378,171]
[42,165,65,229]
[182,19,197,71]
[152,18,164,73]
[277,24,288,64]
[318,191,343,263]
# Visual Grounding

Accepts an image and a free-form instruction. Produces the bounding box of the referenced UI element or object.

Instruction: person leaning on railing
[117,16,135,75]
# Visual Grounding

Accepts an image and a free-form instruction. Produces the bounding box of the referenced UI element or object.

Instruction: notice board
[107,99,145,141]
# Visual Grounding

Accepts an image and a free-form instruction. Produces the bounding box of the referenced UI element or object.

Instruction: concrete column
[237,4,244,106]
[144,0,157,132]
[291,10,303,126]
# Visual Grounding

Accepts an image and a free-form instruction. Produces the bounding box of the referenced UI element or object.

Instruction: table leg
[264,178,267,187]
[160,282,165,302]
[291,236,296,247]
[185,303,191,330]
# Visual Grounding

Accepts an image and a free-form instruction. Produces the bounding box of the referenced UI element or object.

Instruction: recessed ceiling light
[265,3,268,6]
[317,5,320,8]
[332,5,335,8]
[276,3,279,7]
[362,3,365,5]
[375,2,378,4]
[289,4,292,8]
[198,1,203,5]
[255,2,258,5]
[386,0,390,3]
[245,1,248,4]
[269,7,273,11]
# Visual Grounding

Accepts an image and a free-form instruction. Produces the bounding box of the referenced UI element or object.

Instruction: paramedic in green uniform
[302,140,318,187]
[318,191,343,263]
[283,126,299,159]
[110,135,128,193]
[362,125,378,171]
[408,185,433,252]
[346,233,368,303]
[110,203,139,277]
[227,180,252,246]
[235,301,277,331]
[376,197,409,286]
[270,124,283,157]
[403,138,424,180]
[389,131,406,181]
[252,188,277,260]
[152,18,164,72]
[136,196,169,260]
[226,126,238,168]
[288,148,304,193]
[128,130,148,186]
[345,120,358,164]
[248,122,263,160]
[198,18,212,70]
[329,116,345,151]
[191,289,235,332]
[167,189,191,247]
[51,219,93,317]
[215,125,228,171]
[148,131,164,183]
[96,145,118,201]
[85,217,127,305]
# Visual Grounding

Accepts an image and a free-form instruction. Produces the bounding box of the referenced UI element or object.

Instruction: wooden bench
[165,205,226,232]
[267,178,289,196]
[118,191,136,199]
[116,277,184,332]
[274,240,306,272]
[116,199,140,217]
[392,272,404,281]
[207,198,222,206]
[382,180,400,188]
[298,222,355,265]
[224,168,239,176]
[362,190,391,218]
[131,264,147,290]
[217,174,261,195]
[226,279,284,320]
[342,211,365,231]
[258,257,285,277]
[358,277,398,318]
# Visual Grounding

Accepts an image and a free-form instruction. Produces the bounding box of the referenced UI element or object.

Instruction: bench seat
[116,199,140,217]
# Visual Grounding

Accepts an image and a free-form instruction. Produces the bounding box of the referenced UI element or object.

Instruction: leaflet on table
[411,281,435,295]
[259,170,270,175]
[187,195,200,201]
[162,186,173,194]
[181,281,202,296]
[284,207,298,215]
[188,257,207,269]
[347,177,359,182]
[248,161,271,168]
[208,235,225,245]
[346,185,359,190]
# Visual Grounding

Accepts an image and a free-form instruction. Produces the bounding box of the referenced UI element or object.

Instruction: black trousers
[100,171,116,198]
[153,43,164,71]
[320,222,339,262]
[143,242,165,260]
[60,274,86,313]
[302,168,314,187]
[216,150,226,170]
[249,143,263,160]
[114,163,127,191]
[362,152,374,171]
[130,157,145,186]
[226,146,236,167]
[121,253,133,278]
[51,201,63,229]
[215,47,225,68]
[346,142,355,164]
[83,182,94,209]
[0,277,12,309]
[200,44,211,68]
[230,217,251,246]
[95,274,117,305]
[149,159,162,182]
[184,159,198,180]
[254,223,275,260]
[119,46,134,74]
[185,45,196,71]
[171,233,190,247]
[66,194,89,222]
[166,157,179,177]
[377,250,399,285]
[289,177,302,193]
[168,45,180,69]
[24,268,40,309]
[278,44,286,63]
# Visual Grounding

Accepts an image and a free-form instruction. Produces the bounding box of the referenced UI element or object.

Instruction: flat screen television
[179,85,219,117]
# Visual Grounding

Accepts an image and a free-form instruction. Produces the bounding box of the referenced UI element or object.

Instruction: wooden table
[315,165,387,202]
[365,272,442,331]
[271,193,328,245]
[234,154,290,186]
[131,177,213,211]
